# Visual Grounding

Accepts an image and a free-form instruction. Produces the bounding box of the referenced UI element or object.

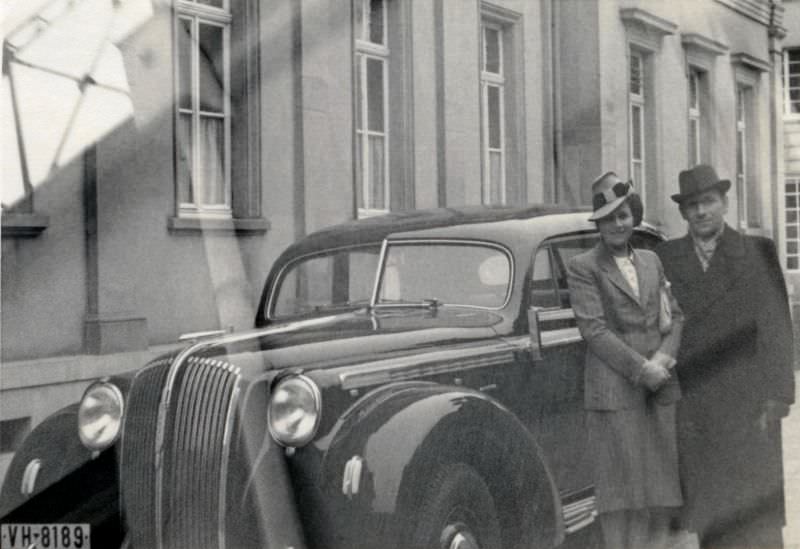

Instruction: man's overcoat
[656,227,795,541]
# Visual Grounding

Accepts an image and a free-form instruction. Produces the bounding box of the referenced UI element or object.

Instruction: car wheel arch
[318,384,562,549]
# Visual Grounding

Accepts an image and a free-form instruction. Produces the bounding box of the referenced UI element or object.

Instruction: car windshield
[271,246,381,318]
[376,242,511,309]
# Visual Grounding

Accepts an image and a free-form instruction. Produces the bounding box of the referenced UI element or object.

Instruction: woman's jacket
[567,243,684,410]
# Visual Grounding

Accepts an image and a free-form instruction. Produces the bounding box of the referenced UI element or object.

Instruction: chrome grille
[121,354,241,549]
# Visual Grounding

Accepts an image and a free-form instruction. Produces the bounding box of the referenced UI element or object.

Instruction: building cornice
[681,33,729,56]
[714,0,782,28]
[620,8,678,37]
[731,52,772,72]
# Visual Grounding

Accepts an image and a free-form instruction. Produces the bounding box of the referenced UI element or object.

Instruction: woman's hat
[588,171,634,221]
[671,164,731,204]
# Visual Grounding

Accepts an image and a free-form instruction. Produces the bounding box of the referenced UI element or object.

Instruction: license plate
[1,524,90,549]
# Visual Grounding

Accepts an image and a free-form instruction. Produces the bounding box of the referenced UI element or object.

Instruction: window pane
[788,241,798,255]
[355,55,363,131]
[354,0,365,40]
[484,27,500,74]
[198,23,224,113]
[191,0,223,8]
[489,151,503,204]
[788,49,800,63]
[530,247,558,308]
[379,244,511,308]
[366,58,384,132]
[689,72,698,109]
[789,257,799,270]
[197,116,225,205]
[689,119,698,166]
[178,18,192,110]
[788,195,797,209]
[369,0,384,44]
[790,89,800,113]
[736,130,744,177]
[631,105,642,160]
[787,182,798,194]
[630,52,643,95]
[633,162,643,191]
[355,133,364,208]
[368,134,385,209]
[177,113,193,203]
[488,85,501,148]
[347,250,381,303]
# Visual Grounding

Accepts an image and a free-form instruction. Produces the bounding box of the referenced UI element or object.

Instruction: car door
[524,234,599,496]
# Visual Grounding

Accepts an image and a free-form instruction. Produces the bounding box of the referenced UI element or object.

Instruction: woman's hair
[593,193,644,227]
[627,193,644,227]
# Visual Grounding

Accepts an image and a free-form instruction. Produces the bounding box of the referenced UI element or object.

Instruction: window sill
[1,213,50,238]
[168,216,270,234]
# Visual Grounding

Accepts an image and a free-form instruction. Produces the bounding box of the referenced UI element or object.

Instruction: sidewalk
[783,375,800,549]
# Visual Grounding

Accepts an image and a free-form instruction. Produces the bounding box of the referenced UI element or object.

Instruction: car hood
[189,307,508,376]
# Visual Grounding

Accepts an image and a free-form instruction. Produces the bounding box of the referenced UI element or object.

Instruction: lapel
[597,242,642,308]
[633,249,654,310]
[700,225,746,308]
[669,225,746,316]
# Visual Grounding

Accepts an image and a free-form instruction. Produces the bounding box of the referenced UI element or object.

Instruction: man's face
[680,189,728,239]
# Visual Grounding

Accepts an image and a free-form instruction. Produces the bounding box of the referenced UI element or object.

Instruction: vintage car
[0,205,664,549]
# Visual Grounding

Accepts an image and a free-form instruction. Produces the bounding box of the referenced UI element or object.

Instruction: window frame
[480,20,507,205]
[354,0,391,218]
[173,0,233,219]
[628,47,647,203]
[784,178,800,272]
[479,4,524,207]
[784,48,800,119]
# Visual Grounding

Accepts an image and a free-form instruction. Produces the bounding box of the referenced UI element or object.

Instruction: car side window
[530,247,559,308]
[549,235,600,309]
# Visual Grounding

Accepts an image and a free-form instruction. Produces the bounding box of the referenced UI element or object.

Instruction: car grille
[120,354,241,549]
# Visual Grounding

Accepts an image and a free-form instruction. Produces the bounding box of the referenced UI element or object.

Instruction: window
[786,178,800,271]
[735,84,760,228]
[784,48,800,117]
[628,48,647,200]
[481,21,506,205]
[479,5,523,206]
[354,0,389,216]
[271,246,382,318]
[175,0,231,218]
[377,242,512,309]
[681,33,726,168]
[687,68,710,166]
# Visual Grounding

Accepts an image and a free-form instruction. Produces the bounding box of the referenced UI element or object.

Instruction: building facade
[0,0,789,481]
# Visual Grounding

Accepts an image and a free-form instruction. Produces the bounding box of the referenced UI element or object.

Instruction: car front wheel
[408,463,501,549]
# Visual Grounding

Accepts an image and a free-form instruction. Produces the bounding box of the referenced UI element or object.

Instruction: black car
[0,205,664,549]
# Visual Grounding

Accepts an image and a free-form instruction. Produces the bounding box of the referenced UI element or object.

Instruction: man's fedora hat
[588,171,634,221]
[671,164,731,204]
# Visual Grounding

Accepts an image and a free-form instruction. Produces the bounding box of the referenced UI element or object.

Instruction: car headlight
[268,375,321,447]
[78,381,124,451]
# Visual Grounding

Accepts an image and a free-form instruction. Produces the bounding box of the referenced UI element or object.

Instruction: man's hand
[757,399,792,431]
[640,360,670,391]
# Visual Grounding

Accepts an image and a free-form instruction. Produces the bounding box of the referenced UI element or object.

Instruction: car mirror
[527,306,543,362]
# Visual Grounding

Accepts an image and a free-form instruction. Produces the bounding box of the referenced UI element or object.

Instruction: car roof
[278,204,589,260]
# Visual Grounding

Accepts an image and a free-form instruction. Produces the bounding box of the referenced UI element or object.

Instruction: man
[656,164,795,549]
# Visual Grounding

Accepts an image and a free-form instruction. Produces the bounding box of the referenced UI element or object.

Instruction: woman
[567,172,684,549]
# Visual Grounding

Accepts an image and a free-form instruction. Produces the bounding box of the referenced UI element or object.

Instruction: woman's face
[596,201,634,254]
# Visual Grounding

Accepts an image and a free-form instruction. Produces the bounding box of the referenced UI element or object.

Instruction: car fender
[317,382,563,549]
[0,403,124,546]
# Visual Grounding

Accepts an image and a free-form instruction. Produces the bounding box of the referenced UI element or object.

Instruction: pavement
[783,379,800,549]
